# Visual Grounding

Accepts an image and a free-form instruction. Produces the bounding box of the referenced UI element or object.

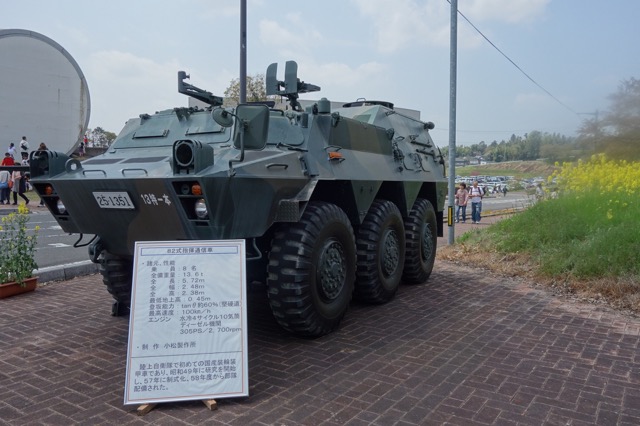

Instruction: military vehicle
[30,61,447,337]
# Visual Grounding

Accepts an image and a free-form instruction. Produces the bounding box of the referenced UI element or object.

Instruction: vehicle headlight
[194,198,208,219]
[56,199,67,214]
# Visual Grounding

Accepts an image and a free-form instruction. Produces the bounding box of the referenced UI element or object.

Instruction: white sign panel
[124,240,248,405]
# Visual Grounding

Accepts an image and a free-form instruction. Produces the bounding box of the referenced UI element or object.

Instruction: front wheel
[402,198,437,284]
[97,251,133,316]
[267,202,356,337]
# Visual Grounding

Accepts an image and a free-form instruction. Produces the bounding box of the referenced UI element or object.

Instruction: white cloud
[85,50,234,131]
[514,91,552,107]
[86,51,180,130]
[55,25,90,48]
[259,15,323,57]
[260,20,297,46]
[197,0,239,19]
[309,61,387,88]
[351,0,550,53]
[351,0,444,51]
[295,61,390,102]
[464,0,550,24]
[89,51,178,83]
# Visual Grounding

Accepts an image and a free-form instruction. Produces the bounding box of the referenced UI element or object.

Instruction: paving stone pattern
[1,261,640,425]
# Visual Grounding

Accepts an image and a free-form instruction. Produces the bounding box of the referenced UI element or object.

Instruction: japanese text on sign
[124,240,248,405]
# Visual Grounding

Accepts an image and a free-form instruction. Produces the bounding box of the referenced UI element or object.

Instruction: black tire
[402,198,437,284]
[98,251,133,315]
[355,200,405,303]
[267,202,356,337]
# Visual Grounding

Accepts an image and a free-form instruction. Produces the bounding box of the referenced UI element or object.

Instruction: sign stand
[202,399,218,411]
[136,404,156,416]
[136,399,218,416]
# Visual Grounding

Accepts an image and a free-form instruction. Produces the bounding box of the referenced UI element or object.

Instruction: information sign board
[124,240,248,405]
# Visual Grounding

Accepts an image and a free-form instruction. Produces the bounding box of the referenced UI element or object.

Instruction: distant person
[36,143,48,206]
[20,152,32,192]
[11,168,29,205]
[469,180,484,224]
[7,143,16,159]
[19,136,29,152]
[454,183,469,223]
[79,141,85,156]
[0,169,10,204]
[535,183,545,201]
[1,152,15,166]
[502,186,508,197]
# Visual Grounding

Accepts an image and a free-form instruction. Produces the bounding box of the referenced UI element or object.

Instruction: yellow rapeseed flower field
[551,154,639,197]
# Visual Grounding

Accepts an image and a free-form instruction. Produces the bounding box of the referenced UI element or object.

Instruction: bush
[0,205,39,285]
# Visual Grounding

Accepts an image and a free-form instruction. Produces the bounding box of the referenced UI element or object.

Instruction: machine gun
[266,60,320,111]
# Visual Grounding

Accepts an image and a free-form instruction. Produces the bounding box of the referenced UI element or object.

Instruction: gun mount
[178,71,223,106]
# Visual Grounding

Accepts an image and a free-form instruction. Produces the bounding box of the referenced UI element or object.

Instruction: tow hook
[88,238,104,263]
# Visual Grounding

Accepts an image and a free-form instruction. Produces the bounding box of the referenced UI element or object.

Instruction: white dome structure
[0,29,90,155]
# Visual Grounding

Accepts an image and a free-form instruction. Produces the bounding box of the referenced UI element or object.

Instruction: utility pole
[239,0,247,104]
[447,0,458,245]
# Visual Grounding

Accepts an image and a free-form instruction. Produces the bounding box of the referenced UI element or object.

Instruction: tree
[89,127,117,147]
[605,77,640,135]
[223,74,275,107]
[578,77,640,160]
[523,130,542,160]
[444,130,576,164]
[539,143,575,164]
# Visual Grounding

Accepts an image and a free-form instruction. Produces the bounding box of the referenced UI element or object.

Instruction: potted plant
[0,204,40,298]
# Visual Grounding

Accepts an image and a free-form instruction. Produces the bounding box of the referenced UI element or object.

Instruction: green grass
[459,192,640,279]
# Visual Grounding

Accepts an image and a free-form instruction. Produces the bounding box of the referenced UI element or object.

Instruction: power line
[447,0,579,116]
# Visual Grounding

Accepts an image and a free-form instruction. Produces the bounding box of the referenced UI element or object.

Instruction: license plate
[93,191,135,209]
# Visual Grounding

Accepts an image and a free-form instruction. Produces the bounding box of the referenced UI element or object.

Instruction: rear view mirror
[233,104,269,150]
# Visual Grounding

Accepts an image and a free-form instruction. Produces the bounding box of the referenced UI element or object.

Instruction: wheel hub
[421,223,434,261]
[318,239,346,301]
[381,229,400,277]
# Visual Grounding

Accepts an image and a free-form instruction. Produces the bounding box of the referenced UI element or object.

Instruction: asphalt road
[27,208,91,269]
[444,191,532,217]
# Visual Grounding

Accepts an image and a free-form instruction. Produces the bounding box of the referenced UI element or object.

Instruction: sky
[2,0,639,146]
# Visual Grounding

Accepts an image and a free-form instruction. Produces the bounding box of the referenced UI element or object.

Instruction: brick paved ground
[2,232,640,424]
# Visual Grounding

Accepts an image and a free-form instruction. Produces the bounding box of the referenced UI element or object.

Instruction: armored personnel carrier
[30,61,447,337]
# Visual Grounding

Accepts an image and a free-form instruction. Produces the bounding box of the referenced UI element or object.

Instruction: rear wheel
[267,202,356,337]
[403,198,437,284]
[98,252,133,316]
[355,200,405,303]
